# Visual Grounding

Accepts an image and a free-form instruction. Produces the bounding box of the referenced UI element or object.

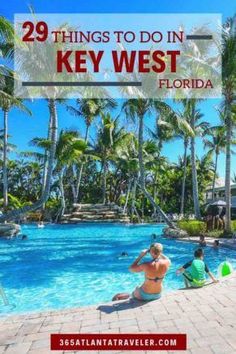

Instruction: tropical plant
[0,32,70,221]
[54,130,87,218]
[204,125,226,200]
[91,112,127,204]
[0,73,31,210]
[67,98,116,202]
[123,99,177,228]
[151,100,195,215]
[222,15,236,232]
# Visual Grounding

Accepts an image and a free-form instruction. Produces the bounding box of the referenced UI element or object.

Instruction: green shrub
[204,230,224,238]
[177,220,206,236]
[232,220,236,231]
[178,220,236,238]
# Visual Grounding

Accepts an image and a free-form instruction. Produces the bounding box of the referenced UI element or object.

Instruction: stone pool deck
[0,273,236,354]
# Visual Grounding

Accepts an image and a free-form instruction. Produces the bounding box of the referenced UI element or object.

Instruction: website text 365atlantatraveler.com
[51,334,187,351]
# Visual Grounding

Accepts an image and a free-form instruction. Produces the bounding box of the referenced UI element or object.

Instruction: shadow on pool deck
[98,280,217,313]
[178,280,216,290]
[97,298,149,313]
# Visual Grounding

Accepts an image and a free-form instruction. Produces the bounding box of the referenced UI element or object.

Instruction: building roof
[206,183,236,192]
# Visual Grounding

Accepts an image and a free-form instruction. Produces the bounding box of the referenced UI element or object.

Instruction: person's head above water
[194,248,204,259]
[149,243,163,259]
[121,252,128,257]
[213,240,219,248]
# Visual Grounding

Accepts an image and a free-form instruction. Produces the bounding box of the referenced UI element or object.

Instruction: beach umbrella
[211,200,227,206]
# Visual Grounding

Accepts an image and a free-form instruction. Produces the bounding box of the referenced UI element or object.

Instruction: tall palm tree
[151,101,194,215]
[123,99,176,228]
[92,112,127,204]
[180,100,209,219]
[67,98,116,203]
[115,133,139,214]
[55,130,87,218]
[204,125,226,201]
[222,15,236,233]
[0,16,14,79]
[189,101,203,220]
[176,24,220,218]
[0,74,32,210]
[0,97,58,222]
[0,28,71,221]
[0,129,16,159]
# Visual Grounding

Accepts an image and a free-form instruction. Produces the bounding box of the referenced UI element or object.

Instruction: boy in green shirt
[176,248,218,288]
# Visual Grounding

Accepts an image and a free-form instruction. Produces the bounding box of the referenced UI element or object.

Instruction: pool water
[0,223,235,315]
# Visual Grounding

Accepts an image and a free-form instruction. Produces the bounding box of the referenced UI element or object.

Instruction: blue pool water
[0,223,235,315]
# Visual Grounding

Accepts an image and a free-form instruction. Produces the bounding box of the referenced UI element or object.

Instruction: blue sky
[1,0,236,180]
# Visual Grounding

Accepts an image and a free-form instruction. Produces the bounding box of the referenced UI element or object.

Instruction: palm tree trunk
[123,178,131,214]
[71,166,77,203]
[59,170,66,218]
[131,178,137,222]
[0,99,58,222]
[3,109,8,211]
[180,138,188,215]
[225,107,232,233]
[153,170,158,202]
[42,115,53,197]
[41,114,53,212]
[102,158,107,205]
[74,164,83,203]
[190,114,201,219]
[138,113,176,229]
[74,124,90,203]
[212,152,219,202]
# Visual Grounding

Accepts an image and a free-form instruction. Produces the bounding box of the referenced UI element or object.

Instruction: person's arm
[129,249,149,273]
[176,267,185,275]
[176,260,192,275]
[207,271,219,283]
[205,264,219,283]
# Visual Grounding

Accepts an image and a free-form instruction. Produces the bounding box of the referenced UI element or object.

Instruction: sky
[1,0,236,180]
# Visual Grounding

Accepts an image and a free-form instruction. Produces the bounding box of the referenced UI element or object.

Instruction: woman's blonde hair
[150,243,163,255]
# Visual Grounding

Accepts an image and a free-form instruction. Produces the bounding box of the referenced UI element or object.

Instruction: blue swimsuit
[136,258,164,301]
[138,287,162,301]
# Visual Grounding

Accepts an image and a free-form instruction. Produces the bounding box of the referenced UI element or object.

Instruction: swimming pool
[0,223,235,315]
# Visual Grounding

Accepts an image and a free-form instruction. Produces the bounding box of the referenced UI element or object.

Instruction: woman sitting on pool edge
[112,243,171,301]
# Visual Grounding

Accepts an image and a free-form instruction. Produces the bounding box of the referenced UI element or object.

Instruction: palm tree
[151,101,194,215]
[204,125,226,201]
[0,129,16,159]
[180,100,209,219]
[92,112,127,204]
[0,16,14,79]
[0,97,58,222]
[67,98,116,203]
[0,74,32,211]
[115,133,139,214]
[222,15,236,233]
[123,99,176,228]
[0,28,71,222]
[189,101,203,220]
[55,130,87,218]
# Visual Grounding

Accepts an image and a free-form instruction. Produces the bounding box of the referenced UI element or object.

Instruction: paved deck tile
[0,273,235,353]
